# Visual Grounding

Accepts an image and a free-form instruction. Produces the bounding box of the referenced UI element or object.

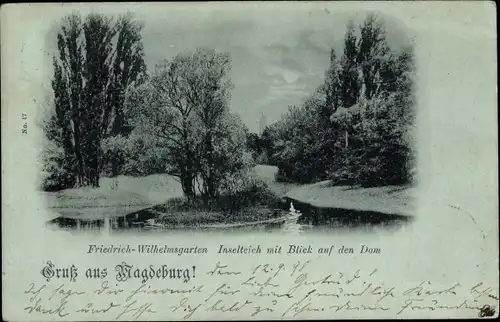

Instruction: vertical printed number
[21,113,27,134]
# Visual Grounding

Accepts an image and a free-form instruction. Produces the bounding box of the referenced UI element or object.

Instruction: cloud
[270,83,309,98]
[266,67,299,84]
[135,7,412,132]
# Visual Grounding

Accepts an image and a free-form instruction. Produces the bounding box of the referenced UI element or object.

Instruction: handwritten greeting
[23,258,498,320]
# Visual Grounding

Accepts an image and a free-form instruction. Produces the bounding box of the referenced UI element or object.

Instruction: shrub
[40,144,76,191]
[156,176,282,213]
[217,176,282,211]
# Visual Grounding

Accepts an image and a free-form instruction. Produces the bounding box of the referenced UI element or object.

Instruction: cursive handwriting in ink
[403,281,461,297]
[94,281,124,296]
[281,289,317,317]
[470,282,500,301]
[206,262,242,276]
[205,299,253,313]
[241,276,279,288]
[397,298,485,315]
[330,300,390,313]
[204,283,240,303]
[48,284,85,302]
[24,298,70,317]
[24,283,46,302]
[76,302,120,314]
[251,300,278,317]
[171,297,202,319]
[114,300,155,320]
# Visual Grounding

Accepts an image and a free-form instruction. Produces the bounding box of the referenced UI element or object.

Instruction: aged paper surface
[1,1,498,320]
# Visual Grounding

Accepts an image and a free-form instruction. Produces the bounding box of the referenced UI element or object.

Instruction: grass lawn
[251,165,414,217]
[250,165,301,195]
[41,174,184,219]
[42,168,288,225]
[42,165,414,224]
[285,181,416,216]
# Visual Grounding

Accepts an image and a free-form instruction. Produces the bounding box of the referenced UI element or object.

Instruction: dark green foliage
[339,21,360,109]
[215,178,282,211]
[81,14,116,187]
[246,132,262,157]
[259,126,279,166]
[155,177,281,213]
[42,12,146,191]
[105,15,148,178]
[47,14,86,189]
[357,14,390,100]
[246,132,270,164]
[270,14,416,187]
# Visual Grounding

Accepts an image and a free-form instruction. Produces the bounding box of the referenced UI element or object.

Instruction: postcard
[1,1,498,320]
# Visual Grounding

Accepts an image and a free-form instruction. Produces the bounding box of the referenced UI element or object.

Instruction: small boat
[287,202,302,220]
[289,201,301,215]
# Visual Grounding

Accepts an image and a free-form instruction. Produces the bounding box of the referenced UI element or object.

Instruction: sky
[137,8,411,133]
[44,5,412,133]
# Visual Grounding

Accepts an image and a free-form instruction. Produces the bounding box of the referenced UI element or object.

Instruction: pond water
[46,197,413,235]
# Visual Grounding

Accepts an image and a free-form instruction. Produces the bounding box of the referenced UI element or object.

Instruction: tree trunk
[201,131,218,206]
[181,175,195,200]
[110,110,123,181]
[82,122,101,188]
[72,118,87,187]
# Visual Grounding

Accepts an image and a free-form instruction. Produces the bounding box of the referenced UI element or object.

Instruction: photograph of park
[39,7,417,234]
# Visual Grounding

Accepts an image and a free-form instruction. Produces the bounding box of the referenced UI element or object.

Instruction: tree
[199,113,254,199]
[246,132,262,159]
[357,14,390,100]
[339,20,361,110]
[191,49,234,203]
[129,48,251,204]
[128,65,198,199]
[81,13,116,187]
[269,95,331,183]
[45,12,146,190]
[260,126,278,165]
[103,84,170,179]
[53,14,86,187]
[271,13,416,187]
[129,49,232,201]
[328,15,415,186]
[321,48,341,126]
[106,14,147,179]
[337,20,361,148]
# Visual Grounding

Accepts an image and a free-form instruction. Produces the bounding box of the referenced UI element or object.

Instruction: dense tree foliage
[116,48,253,204]
[43,14,254,204]
[42,12,414,198]
[266,14,416,187]
[43,12,146,190]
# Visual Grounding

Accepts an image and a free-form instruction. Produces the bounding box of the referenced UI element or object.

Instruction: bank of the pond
[144,204,286,227]
[43,165,415,232]
[47,203,294,231]
[285,181,415,217]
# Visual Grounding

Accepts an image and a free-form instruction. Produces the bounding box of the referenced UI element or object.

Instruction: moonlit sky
[44,6,413,133]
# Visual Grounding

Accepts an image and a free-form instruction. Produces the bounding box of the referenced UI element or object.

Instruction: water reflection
[46,200,413,235]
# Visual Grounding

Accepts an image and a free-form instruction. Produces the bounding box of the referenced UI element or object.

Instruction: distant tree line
[257,14,416,187]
